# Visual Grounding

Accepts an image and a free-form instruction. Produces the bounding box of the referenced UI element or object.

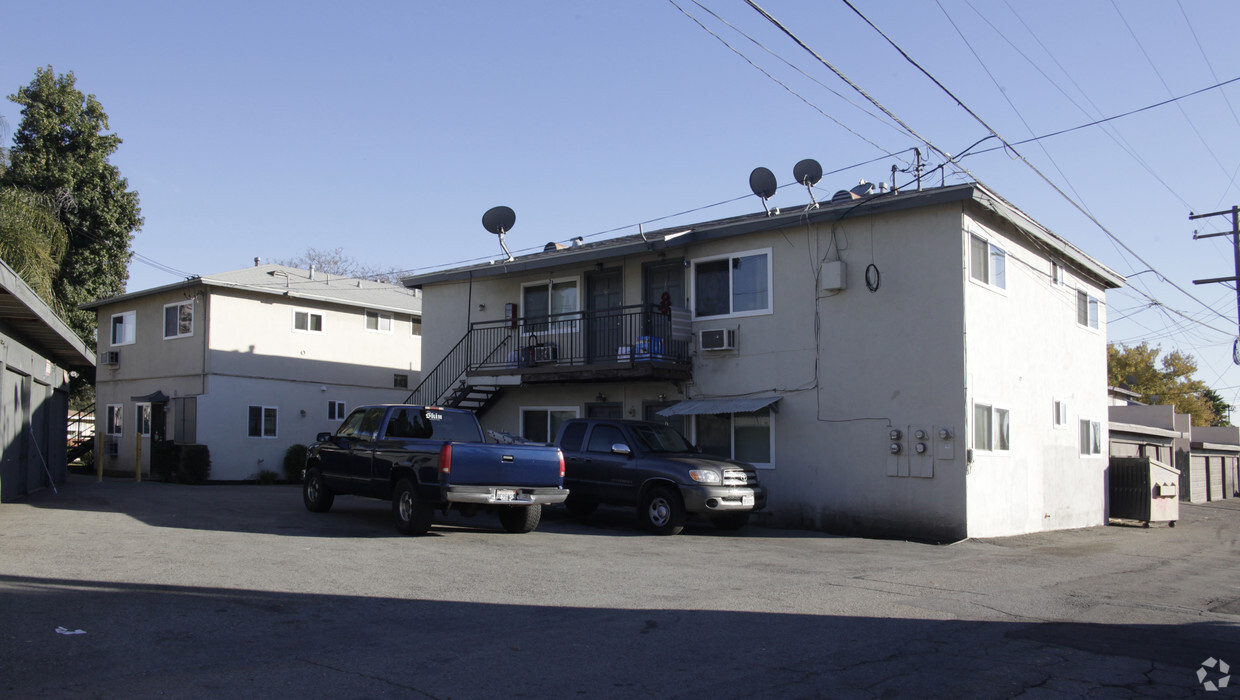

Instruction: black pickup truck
[553,418,766,535]
[303,405,567,535]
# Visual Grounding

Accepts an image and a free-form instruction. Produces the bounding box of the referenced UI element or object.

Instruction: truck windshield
[628,423,696,454]
[383,408,482,442]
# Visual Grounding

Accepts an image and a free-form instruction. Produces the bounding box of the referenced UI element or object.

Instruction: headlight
[688,469,721,484]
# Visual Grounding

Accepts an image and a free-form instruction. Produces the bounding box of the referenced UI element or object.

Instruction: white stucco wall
[962,209,1110,537]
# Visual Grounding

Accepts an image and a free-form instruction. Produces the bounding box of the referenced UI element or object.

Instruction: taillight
[558,449,565,478]
[440,443,452,475]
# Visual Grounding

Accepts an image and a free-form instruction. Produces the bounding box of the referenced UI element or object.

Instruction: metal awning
[657,396,781,416]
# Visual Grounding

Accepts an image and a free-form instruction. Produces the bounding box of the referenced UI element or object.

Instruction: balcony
[466,304,692,384]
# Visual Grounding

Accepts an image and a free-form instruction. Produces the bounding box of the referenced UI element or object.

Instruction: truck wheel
[392,478,433,536]
[303,467,334,513]
[640,486,685,536]
[565,494,598,517]
[498,505,542,533]
[712,512,750,531]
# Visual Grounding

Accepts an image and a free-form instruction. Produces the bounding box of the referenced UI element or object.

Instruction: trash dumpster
[1109,456,1180,527]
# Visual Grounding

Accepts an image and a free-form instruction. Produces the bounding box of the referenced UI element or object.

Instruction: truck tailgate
[445,443,563,487]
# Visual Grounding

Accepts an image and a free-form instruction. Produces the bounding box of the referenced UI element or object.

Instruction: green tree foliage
[2,67,142,348]
[1202,387,1232,427]
[0,185,68,304]
[1107,342,1219,426]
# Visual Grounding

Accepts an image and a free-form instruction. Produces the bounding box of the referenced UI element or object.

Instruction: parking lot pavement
[1,475,1238,698]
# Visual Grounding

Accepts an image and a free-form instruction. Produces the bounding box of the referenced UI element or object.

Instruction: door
[584,423,638,504]
[643,259,686,354]
[586,402,623,419]
[585,268,623,363]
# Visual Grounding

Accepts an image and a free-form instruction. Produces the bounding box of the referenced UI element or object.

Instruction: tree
[0,185,68,303]
[272,247,400,284]
[2,67,142,348]
[1203,387,1232,427]
[1107,342,1218,426]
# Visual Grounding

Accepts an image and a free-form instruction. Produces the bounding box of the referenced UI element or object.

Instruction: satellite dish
[482,206,516,262]
[850,180,875,198]
[482,206,516,235]
[749,167,779,216]
[793,159,822,187]
[794,159,822,208]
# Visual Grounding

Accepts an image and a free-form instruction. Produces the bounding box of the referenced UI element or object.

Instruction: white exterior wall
[94,285,420,481]
[962,209,1110,537]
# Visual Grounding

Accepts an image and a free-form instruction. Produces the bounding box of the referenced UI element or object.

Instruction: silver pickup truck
[303,405,567,535]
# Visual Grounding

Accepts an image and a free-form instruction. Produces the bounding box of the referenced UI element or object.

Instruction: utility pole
[1191,205,1240,364]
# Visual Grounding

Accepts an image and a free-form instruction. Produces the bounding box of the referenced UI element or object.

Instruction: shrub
[283,444,308,483]
[151,442,180,482]
[178,444,211,484]
[257,469,279,485]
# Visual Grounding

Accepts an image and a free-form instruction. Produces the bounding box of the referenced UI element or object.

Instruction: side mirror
[316,432,332,442]
[611,443,632,456]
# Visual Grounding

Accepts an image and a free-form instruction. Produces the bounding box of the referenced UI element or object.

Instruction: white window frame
[293,309,324,334]
[691,408,775,469]
[521,277,580,334]
[163,301,194,339]
[1053,399,1068,429]
[519,406,580,444]
[1051,262,1067,286]
[248,405,278,438]
[973,402,1011,453]
[328,400,346,421]
[105,404,123,436]
[1080,419,1103,456]
[1076,289,1100,330]
[110,311,136,346]
[135,403,152,437]
[364,309,393,333]
[691,248,774,320]
[969,234,1007,291]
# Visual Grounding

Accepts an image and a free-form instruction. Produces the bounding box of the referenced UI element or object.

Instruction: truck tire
[498,504,542,533]
[303,467,334,513]
[392,478,433,536]
[640,486,685,536]
[712,512,750,530]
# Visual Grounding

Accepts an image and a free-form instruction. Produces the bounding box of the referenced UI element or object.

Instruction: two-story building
[84,264,422,481]
[403,182,1123,541]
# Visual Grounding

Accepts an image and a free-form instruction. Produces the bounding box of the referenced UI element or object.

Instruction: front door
[585,268,623,363]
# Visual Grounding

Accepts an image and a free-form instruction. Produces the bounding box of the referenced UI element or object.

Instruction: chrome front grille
[722,467,751,486]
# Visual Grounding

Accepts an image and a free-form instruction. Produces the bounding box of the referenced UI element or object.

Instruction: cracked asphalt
[1,475,1237,698]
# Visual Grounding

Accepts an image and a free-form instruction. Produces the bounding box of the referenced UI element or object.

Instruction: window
[163,301,193,339]
[969,235,1006,289]
[973,403,1010,452]
[520,407,578,444]
[393,374,408,389]
[364,310,392,333]
[1053,400,1068,429]
[294,309,324,333]
[1051,262,1066,286]
[411,319,422,336]
[522,279,578,332]
[110,311,136,346]
[135,404,152,437]
[693,408,773,467]
[1076,290,1099,329]
[1080,419,1102,455]
[248,405,278,438]
[328,401,345,420]
[693,250,772,318]
[586,425,626,453]
[105,404,123,436]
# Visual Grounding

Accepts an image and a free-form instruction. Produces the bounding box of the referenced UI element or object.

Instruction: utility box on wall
[821,260,846,291]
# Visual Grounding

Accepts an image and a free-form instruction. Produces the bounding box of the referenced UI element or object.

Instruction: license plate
[494,489,516,502]
[741,495,754,507]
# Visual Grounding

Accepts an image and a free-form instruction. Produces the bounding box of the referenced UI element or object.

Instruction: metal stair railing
[406,329,514,407]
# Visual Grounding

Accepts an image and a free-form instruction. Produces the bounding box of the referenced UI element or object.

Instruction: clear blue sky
[4,1,1240,404]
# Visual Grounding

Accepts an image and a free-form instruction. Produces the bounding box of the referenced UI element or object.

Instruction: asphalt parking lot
[1,475,1238,699]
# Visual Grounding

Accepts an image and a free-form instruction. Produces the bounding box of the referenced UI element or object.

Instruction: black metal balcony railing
[408,304,690,406]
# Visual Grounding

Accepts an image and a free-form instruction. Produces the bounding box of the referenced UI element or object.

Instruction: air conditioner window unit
[101,350,120,365]
[699,329,735,351]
